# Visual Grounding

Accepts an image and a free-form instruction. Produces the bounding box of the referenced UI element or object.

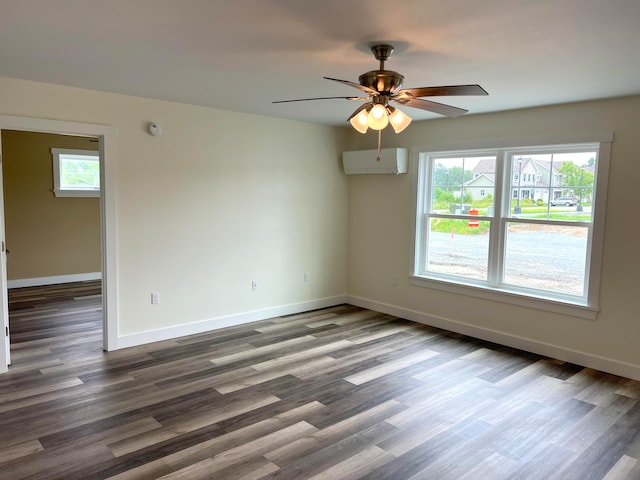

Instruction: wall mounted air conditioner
[342,148,408,175]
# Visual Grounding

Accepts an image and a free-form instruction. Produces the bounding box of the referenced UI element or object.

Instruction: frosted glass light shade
[349,110,369,133]
[348,103,413,134]
[367,104,389,130]
[388,107,412,133]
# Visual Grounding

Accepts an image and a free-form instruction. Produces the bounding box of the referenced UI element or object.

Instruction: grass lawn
[431,205,591,234]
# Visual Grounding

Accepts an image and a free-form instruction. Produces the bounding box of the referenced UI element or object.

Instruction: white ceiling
[1,0,639,126]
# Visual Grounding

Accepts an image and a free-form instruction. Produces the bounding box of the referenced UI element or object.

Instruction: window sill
[409,275,598,320]
[53,189,100,198]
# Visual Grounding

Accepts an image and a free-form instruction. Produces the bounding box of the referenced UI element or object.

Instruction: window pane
[431,156,496,216]
[60,155,100,190]
[503,223,588,296]
[426,218,490,280]
[510,152,596,222]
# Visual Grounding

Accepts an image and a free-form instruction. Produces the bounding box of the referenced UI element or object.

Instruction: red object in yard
[468,208,479,227]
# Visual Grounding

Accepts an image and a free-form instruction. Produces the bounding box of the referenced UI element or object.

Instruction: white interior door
[0,131,10,372]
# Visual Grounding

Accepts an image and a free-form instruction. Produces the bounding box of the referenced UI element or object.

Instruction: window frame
[410,133,612,320]
[51,148,100,197]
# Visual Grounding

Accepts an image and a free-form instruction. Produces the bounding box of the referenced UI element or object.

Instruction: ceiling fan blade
[347,102,371,120]
[396,97,468,117]
[273,96,362,103]
[323,77,379,95]
[396,84,488,98]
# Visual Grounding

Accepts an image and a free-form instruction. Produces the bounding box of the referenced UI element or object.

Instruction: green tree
[433,164,473,190]
[559,162,594,201]
[62,159,100,188]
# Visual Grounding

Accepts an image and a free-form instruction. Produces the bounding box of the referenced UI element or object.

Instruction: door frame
[0,115,118,373]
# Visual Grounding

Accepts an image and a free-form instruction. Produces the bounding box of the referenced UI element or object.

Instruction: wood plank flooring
[1,281,639,479]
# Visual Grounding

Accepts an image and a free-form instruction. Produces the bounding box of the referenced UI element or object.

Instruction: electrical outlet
[251,280,258,291]
[391,275,398,286]
[304,272,310,282]
[151,292,160,304]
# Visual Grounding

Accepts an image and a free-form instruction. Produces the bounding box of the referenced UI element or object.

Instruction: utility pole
[577,166,584,212]
[514,158,523,214]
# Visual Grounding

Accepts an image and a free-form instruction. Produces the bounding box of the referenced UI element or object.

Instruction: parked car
[550,197,577,206]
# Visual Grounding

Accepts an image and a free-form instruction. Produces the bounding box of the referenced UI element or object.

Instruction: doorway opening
[0,115,117,373]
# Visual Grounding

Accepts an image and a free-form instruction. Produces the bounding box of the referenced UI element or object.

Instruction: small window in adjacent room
[412,136,612,319]
[51,148,100,197]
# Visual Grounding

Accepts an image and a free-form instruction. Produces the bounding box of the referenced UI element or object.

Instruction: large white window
[412,136,611,319]
[51,148,100,197]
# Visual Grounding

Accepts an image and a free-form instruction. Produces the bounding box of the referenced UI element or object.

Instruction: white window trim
[51,148,100,197]
[409,133,613,320]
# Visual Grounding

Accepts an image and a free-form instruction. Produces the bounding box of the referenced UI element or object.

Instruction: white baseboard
[116,295,348,350]
[347,295,640,381]
[8,272,102,289]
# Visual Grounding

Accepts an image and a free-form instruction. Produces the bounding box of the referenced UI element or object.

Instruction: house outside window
[412,137,611,319]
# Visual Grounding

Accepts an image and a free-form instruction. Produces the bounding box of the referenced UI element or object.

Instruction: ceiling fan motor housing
[359,70,404,94]
[359,44,404,94]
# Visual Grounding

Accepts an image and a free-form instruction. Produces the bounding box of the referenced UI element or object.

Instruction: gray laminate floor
[1,281,639,479]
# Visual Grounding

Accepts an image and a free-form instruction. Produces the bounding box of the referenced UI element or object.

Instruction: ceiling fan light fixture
[274,44,487,133]
[367,103,389,130]
[388,106,412,133]
[350,109,370,133]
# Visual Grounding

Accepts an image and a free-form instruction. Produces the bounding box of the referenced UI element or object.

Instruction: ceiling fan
[274,44,488,134]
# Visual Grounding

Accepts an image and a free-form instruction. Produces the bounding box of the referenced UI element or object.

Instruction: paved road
[428,227,588,294]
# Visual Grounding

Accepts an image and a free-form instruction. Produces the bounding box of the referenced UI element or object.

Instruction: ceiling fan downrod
[359,45,405,94]
[371,44,394,70]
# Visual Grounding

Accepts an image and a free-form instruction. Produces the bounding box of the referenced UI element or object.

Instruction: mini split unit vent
[342,148,408,175]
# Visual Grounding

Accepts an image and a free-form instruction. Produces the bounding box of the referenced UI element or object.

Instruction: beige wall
[344,95,640,373]
[1,130,100,280]
[0,76,349,337]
